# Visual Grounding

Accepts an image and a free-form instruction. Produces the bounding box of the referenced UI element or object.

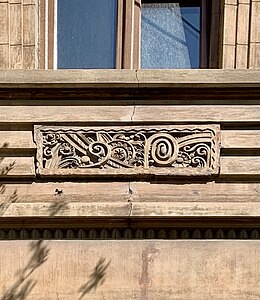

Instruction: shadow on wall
[0,143,50,299]
[0,240,50,300]
[0,142,17,217]
[0,142,68,218]
[0,143,111,299]
[47,188,68,217]
[78,257,111,300]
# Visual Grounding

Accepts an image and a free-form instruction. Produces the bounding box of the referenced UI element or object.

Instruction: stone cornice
[0,69,259,89]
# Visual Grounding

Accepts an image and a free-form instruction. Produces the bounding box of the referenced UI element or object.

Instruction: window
[57,0,118,69]
[141,1,200,68]
[39,0,222,69]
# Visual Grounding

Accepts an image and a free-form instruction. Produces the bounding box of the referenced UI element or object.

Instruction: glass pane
[141,1,200,69]
[57,0,117,69]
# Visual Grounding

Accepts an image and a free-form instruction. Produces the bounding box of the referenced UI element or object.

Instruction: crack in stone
[127,182,133,217]
[135,69,140,86]
[128,201,133,218]
[130,105,136,122]
[128,182,133,196]
[130,69,139,122]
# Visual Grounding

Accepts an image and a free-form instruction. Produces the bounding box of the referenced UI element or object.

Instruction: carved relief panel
[35,125,220,177]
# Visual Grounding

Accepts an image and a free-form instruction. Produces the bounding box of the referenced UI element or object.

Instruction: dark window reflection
[141,0,200,69]
[57,0,117,69]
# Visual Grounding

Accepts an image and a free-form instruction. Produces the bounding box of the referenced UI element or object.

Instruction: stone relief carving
[35,125,220,176]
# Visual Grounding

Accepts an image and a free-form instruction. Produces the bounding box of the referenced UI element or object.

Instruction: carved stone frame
[35,124,220,178]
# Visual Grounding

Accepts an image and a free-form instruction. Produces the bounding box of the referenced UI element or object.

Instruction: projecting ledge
[0,69,259,88]
[1,202,260,218]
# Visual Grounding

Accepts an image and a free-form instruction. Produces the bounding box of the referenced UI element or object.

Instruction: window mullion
[47,0,55,69]
[133,0,141,69]
[116,0,124,69]
[200,0,210,68]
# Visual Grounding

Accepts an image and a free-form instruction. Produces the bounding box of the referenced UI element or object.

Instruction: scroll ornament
[35,126,220,176]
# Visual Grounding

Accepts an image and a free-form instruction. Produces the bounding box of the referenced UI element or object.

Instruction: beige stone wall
[0,240,259,299]
[223,0,260,68]
[0,1,259,298]
[0,70,259,220]
[0,0,37,69]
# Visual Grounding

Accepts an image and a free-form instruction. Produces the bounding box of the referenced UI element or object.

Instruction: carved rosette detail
[35,126,220,175]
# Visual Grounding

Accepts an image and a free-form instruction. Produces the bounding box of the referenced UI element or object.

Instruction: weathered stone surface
[0,240,259,299]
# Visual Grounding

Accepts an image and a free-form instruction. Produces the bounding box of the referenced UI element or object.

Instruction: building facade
[0,1,260,299]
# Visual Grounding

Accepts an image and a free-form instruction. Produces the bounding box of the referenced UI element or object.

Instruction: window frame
[39,0,223,70]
